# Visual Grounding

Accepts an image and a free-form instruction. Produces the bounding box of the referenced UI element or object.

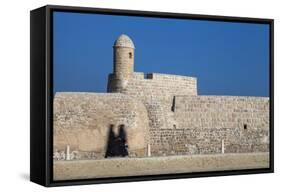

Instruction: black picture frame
[30,4,274,187]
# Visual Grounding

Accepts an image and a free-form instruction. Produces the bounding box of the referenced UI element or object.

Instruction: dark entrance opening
[105,124,129,158]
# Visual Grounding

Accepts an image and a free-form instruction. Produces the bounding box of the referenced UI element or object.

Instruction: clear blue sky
[53,11,270,96]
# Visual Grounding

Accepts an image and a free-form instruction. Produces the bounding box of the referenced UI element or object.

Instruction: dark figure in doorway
[118,124,129,157]
[105,124,129,158]
[105,124,117,158]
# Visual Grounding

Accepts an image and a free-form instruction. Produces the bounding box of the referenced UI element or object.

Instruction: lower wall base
[150,128,269,156]
[53,152,269,181]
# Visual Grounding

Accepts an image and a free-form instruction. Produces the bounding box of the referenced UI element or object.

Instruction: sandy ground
[53,152,269,181]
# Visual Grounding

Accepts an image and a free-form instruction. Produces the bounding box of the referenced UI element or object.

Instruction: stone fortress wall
[53,93,150,160]
[108,72,269,156]
[53,34,270,160]
[150,96,269,156]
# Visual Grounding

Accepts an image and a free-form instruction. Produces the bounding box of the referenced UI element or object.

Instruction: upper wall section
[107,72,197,98]
[174,95,269,130]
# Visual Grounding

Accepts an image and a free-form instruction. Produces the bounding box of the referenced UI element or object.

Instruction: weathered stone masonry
[150,96,269,156]
[54,93,150,160]
[53,34,269,160]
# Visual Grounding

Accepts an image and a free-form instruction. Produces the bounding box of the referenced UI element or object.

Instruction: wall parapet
[108,72,198,96]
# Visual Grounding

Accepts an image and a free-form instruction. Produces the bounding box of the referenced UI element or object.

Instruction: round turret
[113,34,135,79]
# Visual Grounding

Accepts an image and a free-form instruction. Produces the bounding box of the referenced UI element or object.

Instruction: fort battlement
[108,72,197,97]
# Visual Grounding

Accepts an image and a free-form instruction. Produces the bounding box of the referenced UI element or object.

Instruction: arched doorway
[105,124,128,158]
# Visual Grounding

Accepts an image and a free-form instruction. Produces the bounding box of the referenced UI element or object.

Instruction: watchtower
[113,34,135,80]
